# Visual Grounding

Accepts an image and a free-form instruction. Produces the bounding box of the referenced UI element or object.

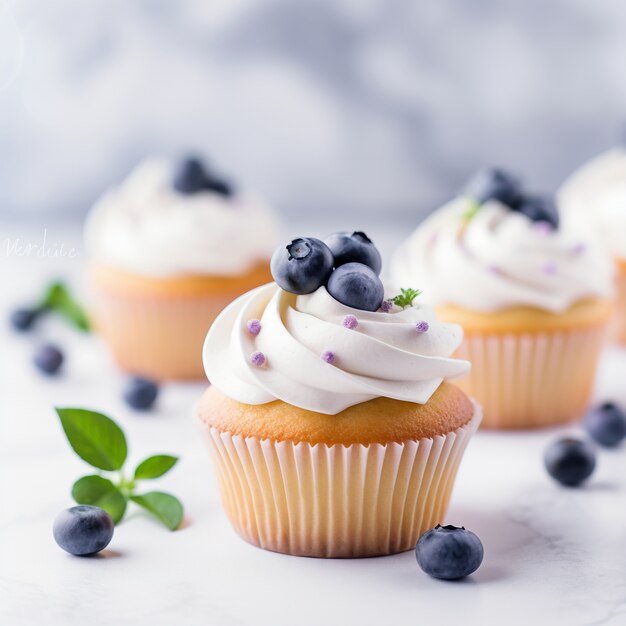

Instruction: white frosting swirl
[203,282,469,414]
[391,198,613,313]
[84,158,279,277]
[558,148,626,260]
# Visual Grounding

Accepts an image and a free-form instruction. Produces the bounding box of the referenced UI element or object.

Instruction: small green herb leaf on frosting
[55,407,184,530]
[392,288,423,309]
[462,199,481,221]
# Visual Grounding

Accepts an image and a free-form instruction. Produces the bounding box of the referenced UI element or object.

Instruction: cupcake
[558,147,626,343]
[391,169,614,430]
[197,232,481,558]
[85,156,279,380]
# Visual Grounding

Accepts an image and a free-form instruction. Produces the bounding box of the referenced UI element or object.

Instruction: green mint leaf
[463,198,481,220]
[134,455,178,481]
[391,287,423,309]
[71,475,127,524]
[55,408,128,471]
[41,281,91,332]
[130,492,184,531]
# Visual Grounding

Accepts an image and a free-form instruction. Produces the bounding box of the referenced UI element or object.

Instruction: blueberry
[464,168,522,207]
[415,524,484,580]
[123,377,159,410]
[324,231,382,275]
[326,262,384,311]
[173,157,207,194]
[203,173,233,197]
[516,195,559,228]
[10,307,39,332]
[33,344,64,375]
[53,505,114,556]
[544,437,596,487]
[583,402,626,448]
[172,156,233,197]
[271,237,334,295]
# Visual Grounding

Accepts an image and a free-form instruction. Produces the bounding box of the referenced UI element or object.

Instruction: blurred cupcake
[391,169,614,429]
[85,156,279,380]
[558,147,626,343]
[197,232,480,558]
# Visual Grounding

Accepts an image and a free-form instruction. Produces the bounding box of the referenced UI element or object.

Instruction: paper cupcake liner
[198,404,481,558]
[612,267,626,344]
[90,288,235,381]
[453,328,607,429]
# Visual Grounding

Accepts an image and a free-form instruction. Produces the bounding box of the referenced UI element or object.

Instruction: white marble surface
[2,225,626,626]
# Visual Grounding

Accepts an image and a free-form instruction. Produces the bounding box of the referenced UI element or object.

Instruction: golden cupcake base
[197,385,481,558]
[438,298,613,429]
[88,263,271,380]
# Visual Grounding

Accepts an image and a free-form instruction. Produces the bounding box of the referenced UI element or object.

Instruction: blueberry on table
[271,237,334,295]
[416,524,484,580]
[123,377,159,410]
[10,307,39,332]
[53,505,114,556]
[544,437,596,487]
[583,402,626,448]
[324,231,382,275]
[33,344,64,375]
[326,262,384,311]
[516,195,560,228]
[464,167,522,208]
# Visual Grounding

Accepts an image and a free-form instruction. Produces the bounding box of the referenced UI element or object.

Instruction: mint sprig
[391,287,423,309]
[55,407,183,530]
[462,198,481,221]
[41,281,91,332]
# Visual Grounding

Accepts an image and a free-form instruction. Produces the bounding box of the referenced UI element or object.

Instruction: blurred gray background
[1,0,626,225]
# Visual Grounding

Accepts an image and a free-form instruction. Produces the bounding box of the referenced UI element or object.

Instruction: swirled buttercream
[391,198,612,313]
[84,158,279,277]
[203,282,469,414]
[558,148,626,261]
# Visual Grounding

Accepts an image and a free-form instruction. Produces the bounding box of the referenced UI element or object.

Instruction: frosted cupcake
[391,169,614,429]
[85,156,279,380]
[197,232,481,558]
[558,147,626,343]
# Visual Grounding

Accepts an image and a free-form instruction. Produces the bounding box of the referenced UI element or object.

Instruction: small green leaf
[41,281,91,332]
[131,492,184,531]
[71,475,127,524]
[463,198,481,221]
[134,455,178,481]
[391,287,423,309]
[56,408,128,471]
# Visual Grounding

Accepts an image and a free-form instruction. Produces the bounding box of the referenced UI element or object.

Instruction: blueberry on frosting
[172,156,233,197]
[271,237,334,295]
[326,263,384,312]
[516,194,560,228]
[324,231,382,275]
[464,167,522,208]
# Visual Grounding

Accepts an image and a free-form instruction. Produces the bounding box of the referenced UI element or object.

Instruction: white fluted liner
[199,405,481,558]
[612,268,626,344]
[453,328,607,429]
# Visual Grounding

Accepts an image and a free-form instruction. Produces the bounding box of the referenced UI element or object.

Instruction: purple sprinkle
[533,221,554,236]
[488,264,503,276]
[250,351,266,367]
[342,315,358,329]
[572,242,586,257]
[246,319,262,336]
[415,321,430,333]
[322,350,336,364]
[379,299,393,313]
[542,261,557,275]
